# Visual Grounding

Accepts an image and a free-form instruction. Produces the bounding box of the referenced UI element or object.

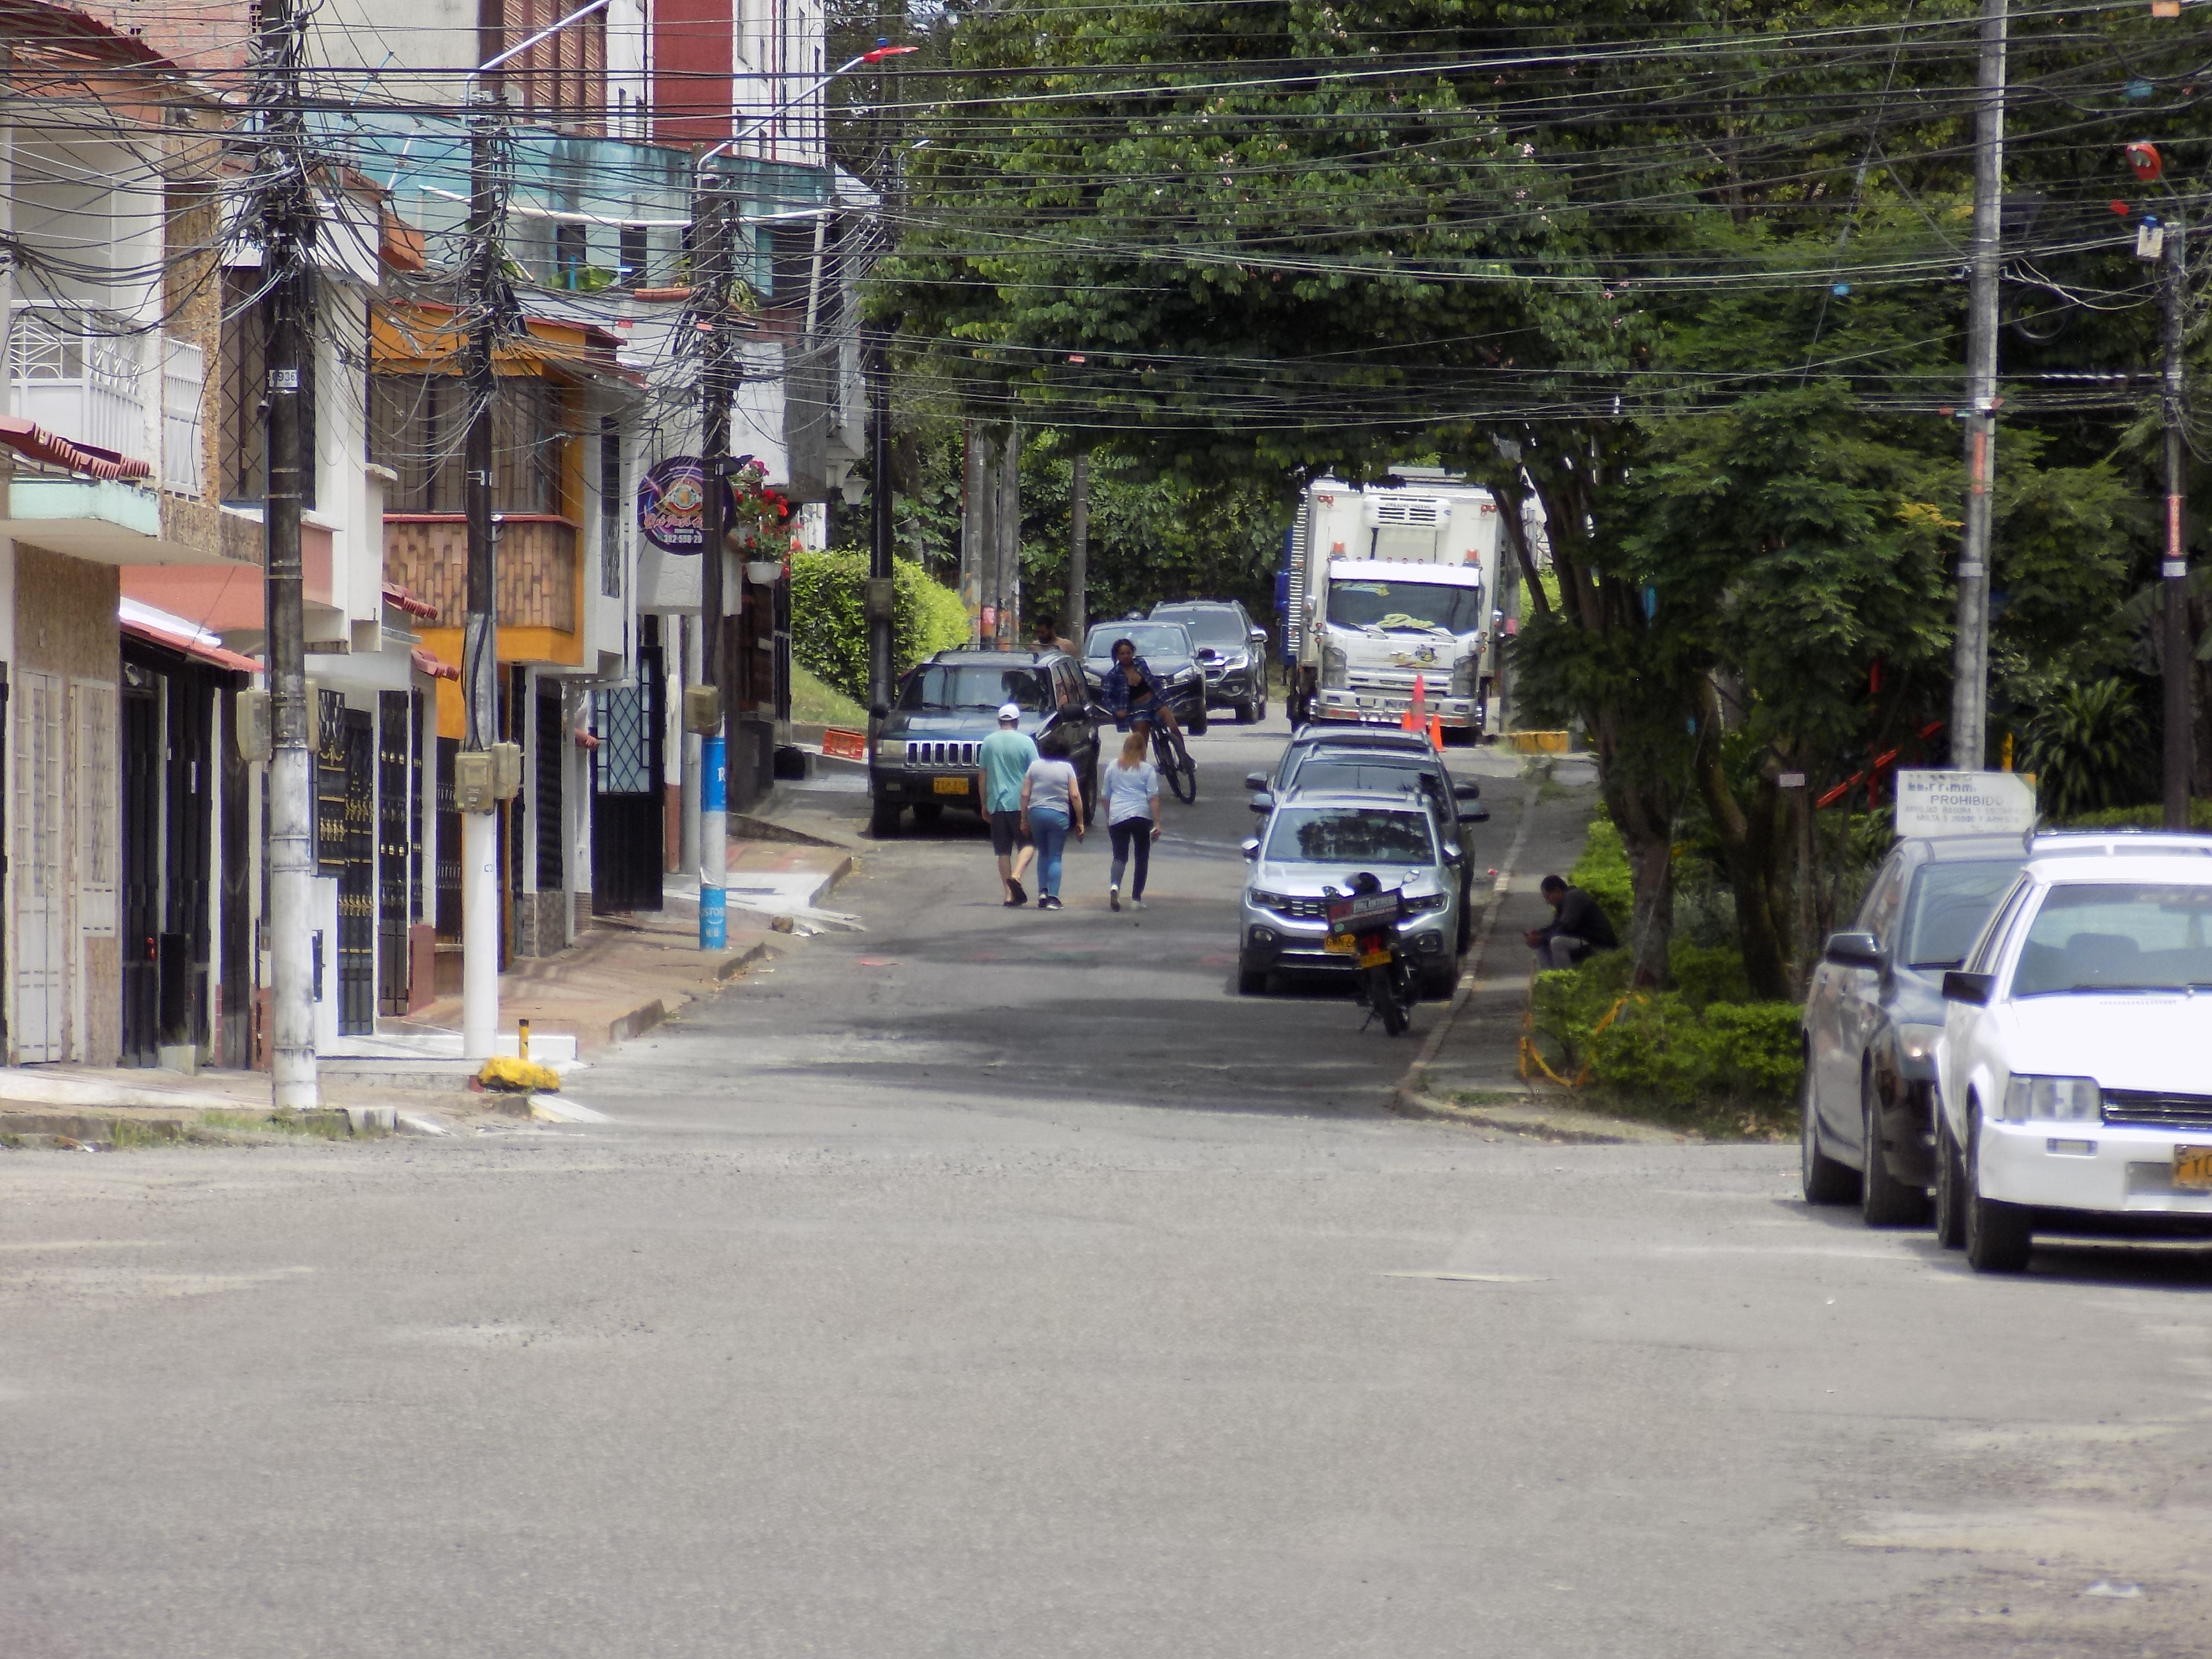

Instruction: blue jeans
[1027,807,1071,898]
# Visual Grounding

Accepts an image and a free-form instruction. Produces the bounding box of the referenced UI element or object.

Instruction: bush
[1528,938,1802,1117]
[2061,799,2212,830]
[790,552,970,705]
[1568,817,1635,935]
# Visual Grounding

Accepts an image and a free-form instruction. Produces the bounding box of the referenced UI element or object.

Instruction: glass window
[1086,623,1191,659]
[897,664,1049,713]
[2009,882,2212,997]
[1154,606,1246,649]
[1264,807,1436,865]
[1898,858,2025,968]
[1325,580,1485,635]
[1855,852,1907,944]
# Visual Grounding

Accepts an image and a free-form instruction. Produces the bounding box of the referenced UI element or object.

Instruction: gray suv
[869,650,1102,838]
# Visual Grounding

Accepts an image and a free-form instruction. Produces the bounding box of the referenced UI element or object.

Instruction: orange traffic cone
[1428,713,1445,751]
[1401,674,1428,733]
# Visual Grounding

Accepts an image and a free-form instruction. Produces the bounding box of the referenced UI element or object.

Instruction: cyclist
[1098,636,1184,745]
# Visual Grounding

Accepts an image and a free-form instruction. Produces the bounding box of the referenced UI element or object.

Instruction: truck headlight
[1321,641,1348,684]
[1448,655,1479,697]
[1999,1075,2101,1123]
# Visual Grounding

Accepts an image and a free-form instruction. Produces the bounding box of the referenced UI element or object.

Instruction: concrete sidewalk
[1393,756,1692,1144]
[0,836,853,1148]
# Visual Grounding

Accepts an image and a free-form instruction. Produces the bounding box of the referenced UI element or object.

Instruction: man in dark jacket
[1525,875,1620,969]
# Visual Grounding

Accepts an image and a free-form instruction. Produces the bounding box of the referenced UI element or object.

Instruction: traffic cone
[1428,712,1445,751]
[1402,674,1428,733]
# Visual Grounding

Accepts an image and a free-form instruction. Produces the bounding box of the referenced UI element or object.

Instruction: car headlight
[875,738,904,759]
[1225,652,1249,670]
[1248,890,1295,911]
[1999,1075,2101,1124]
[1402,892,1449,914]
[1896,1023,1942,1066]
[1176,666,1200,684]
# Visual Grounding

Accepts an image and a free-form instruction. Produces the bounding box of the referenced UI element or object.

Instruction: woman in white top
[1100,728,1161,912]
[1018,729,1086,910]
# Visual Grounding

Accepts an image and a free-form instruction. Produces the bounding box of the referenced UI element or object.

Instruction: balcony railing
[8,310,153,469]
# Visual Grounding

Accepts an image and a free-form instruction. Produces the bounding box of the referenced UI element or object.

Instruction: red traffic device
[2127,140,2163,183]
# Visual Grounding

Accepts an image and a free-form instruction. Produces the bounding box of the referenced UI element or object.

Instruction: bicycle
[1139,713,1198,804]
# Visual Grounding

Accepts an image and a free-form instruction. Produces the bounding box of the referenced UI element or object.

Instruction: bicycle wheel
[1156,727,1198,804]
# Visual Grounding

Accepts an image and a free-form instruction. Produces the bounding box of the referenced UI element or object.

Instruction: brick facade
[384,516,577,635]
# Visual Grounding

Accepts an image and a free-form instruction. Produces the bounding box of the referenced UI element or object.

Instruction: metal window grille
[592,683,653,795]
[74,681,118,936]
[316,688,347,877]
[599,416,622,597]
[161,337,205,495]
[219,270,314,507]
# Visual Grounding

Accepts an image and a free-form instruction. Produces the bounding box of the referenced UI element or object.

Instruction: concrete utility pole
[1948,0,2006,772]
[962,421,994,643]
[866,333,894,717]
[2160,214,2194,829]
[1066,447,1089,643]
[695,170,729,950]
[996,425,1020,647]
[255,0,318,1107]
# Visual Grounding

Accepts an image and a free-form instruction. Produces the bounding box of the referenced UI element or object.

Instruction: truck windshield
[1327,580,1484,635]
[898,665,1049,712]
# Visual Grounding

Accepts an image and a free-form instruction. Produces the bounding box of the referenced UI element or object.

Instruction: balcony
[9,310,156,472]
[383,514,579,647]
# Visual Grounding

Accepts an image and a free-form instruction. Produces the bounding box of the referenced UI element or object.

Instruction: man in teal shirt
[979,703,1039,907]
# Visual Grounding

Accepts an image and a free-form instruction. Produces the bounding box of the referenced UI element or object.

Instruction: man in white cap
[978,702,1039,907]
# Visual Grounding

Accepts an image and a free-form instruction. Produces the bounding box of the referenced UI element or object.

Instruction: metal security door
[590,644,663,914]
[119,678,161,1066]
[338,709,375,1036]
[377,692,410,1015]
[14,672,64,1060]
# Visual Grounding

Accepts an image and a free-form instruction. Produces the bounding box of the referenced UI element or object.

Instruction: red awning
[121,618,263,675]
[411,646,460,681]
[383,581,438,619]
[0,415,152,481]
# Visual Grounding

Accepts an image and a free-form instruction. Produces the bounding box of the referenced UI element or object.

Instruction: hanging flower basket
[727,461,792,552]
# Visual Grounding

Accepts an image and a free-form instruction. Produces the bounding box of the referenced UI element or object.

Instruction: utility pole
[694,167,730,951]
[1066,447,1089,643]
[866,333,894,717]
[256,0,318,1107]
[2161,214,2194,829]
[1949,0,2006,772]
[459,37,504,1060]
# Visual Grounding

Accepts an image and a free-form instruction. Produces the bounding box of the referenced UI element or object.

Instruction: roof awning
[0,415,152,481]
[411,646,460,681]
[384,581,438,619]
[119,598,264,674]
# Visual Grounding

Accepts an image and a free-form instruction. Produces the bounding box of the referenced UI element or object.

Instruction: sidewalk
[1394,754,1694,1145]
[0,836,852,1149]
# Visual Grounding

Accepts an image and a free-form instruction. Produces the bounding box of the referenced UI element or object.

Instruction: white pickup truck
[1278,469,1504,741]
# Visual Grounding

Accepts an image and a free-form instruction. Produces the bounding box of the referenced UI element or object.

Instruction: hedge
[1567,816,1635,936]
[2060,799,2212,831]
[790,552,970,705]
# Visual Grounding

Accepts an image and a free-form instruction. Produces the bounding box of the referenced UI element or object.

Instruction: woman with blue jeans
[1018,732,1086,910]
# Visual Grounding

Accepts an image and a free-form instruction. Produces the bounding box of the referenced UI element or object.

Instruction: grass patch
[106,1118,177,1150]
[198,1108,352,1139]
[792,662,867,728]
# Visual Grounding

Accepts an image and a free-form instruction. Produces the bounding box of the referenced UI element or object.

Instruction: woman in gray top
[1018,729,1086,910]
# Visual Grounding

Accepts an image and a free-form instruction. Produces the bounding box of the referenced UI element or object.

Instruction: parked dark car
[869,650,1103,838]
[1151,599,1270,724]
[1081,621,1209,733]
[1800,834,2029,1224]
[1246,743,1487,953]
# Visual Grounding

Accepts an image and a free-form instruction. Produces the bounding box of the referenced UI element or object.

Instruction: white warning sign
[1893,770,2037,839]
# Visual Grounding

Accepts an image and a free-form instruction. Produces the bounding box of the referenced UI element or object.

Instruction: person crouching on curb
[979,702,1038,907]
[1019,728,1086,910]
[1525,874,1620,969]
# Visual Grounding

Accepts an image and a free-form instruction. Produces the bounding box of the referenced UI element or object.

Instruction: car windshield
[1326,580,1484,636]
[2010,882,2212,996]
[897,664,1049,713]
[1901,858,2024,968]
[1155,608,1245,650]
[1087,624,1191,660]
[1265,807,1435,865]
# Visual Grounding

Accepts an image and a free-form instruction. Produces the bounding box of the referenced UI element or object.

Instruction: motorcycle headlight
[1999,1075,2101,1124]
[1896,1023,1942,1066]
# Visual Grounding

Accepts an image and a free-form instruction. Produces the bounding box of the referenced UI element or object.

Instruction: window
[897,664,1048,713]
[1264,808,1436,865]
[219,269,316,507]
[1325,580,1485,636]
[1899,859,2025,969]
[619,225,648,288]
[2011,883,2212,997]
[368,374,564,516]
[554,222,587,289]
[494,0,606,131]
[599,416,622,597]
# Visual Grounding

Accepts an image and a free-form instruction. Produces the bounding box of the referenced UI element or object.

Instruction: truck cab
[1281,471,1504,741]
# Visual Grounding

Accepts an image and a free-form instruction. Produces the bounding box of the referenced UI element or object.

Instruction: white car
[1935,835,2212,1271]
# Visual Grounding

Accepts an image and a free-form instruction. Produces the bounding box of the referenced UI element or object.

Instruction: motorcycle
[1323,877,1416,1036]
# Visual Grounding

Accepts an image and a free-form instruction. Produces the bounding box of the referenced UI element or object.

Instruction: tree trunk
[1692,678,1794,1000]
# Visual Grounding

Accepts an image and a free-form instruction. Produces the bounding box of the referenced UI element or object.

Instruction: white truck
[1279,468,1505,741]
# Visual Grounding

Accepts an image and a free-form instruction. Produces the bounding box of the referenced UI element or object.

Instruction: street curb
[1392,1089,1691,1145]
[0,1104,395,1149]
[605,935,776,1047]
[729,813,863,853]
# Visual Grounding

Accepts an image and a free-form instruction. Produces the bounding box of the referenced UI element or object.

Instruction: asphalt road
[3,709,2209,1658]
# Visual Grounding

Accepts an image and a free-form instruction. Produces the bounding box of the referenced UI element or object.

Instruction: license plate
[933,775,969,796]
[1323,934,1358,954]
[1358,948,1393,970]
[2176,1146,2212,1190]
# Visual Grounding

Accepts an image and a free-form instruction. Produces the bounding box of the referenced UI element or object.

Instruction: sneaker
[1042,895,1062,910]
[1007,879,1027,906]
[1130,899,1146,911]
[1109,886,1121,912]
